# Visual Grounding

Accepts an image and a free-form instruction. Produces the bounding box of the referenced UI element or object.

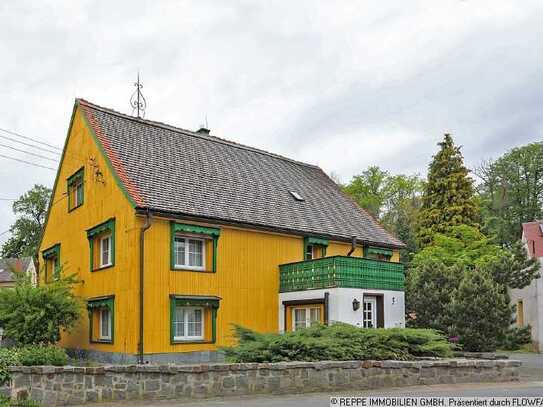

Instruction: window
[174,306,203,341]
[292,306,321,330]
[87,218,115,271]
[174,237,204,270]
[100,308,111,340]
[303,237,328,260]
[366,247,392,262]
[517,300,525,326]
[170,295,221,343]
[87,296,114,344]
[100,235,112,267]
[363,297,377,328]
[170,222,220,272]
[42,243,61,282]
[305,244,314,260]
[67,168,84,211]
[289,191,305,202]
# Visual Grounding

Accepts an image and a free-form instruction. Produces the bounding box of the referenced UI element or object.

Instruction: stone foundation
[5,359,520,406]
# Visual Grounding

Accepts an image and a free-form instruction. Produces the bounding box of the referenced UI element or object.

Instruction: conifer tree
[417,134,479,247]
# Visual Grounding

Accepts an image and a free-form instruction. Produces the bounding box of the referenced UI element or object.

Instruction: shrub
[497,325,532,351]
[0,395,42,407]
[449,268,510,352]
[0,346,68,386]
[17,346,68,367]
[0,274,82,345]
[222,323,453,363]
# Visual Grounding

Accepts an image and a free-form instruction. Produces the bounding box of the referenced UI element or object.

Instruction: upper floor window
[42,243,61,282]
[174,236,204,270]
[100,234,113,268]
[67,168,84,211]
[303,237,328,260]
[170,222,220,273]
[366,246,392,262]
[86,218,116,271]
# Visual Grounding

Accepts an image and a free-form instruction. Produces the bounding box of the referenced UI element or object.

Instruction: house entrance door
[363,296,377,328]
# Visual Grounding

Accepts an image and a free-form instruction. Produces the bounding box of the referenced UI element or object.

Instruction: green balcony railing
[279,256,404,293]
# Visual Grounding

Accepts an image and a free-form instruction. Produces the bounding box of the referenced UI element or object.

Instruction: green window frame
[86,218,116,271]
[170,222,220,272]
[303,236,329,260]
[169,295,220,344]
[42,243,61,281]
[67,167,84,211]
[366,246,393,261]
[87,295,115,344]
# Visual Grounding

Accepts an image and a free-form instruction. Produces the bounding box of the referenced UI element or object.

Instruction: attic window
[289,191,304,202]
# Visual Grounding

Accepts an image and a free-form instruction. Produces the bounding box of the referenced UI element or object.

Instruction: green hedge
[222,323,453,363]
[0,346,68,385]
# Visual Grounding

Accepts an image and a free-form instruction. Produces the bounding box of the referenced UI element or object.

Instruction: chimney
[196,127,210,135]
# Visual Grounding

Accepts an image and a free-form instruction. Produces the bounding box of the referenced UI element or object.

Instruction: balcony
[279,256,404,293]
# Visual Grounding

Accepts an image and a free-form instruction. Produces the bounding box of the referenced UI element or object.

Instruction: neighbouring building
[38,99,406,363]
[0,257,36,288]
[510,221,543,351]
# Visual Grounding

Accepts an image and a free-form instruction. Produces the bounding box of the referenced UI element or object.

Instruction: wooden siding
[38,106,139,355]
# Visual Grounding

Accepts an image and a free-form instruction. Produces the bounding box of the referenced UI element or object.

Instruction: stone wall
[5,359,520,406]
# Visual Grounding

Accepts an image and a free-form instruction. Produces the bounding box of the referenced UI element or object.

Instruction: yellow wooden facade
[39,104,400,358]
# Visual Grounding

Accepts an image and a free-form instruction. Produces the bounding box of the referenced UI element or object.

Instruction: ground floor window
[293,306,321,330]
[87,295,115,344]
[174,306,204,341]
[170,295,220,344]
[516,300,524,326]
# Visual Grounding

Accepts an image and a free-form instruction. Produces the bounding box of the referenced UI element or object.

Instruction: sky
[1,0,543,247]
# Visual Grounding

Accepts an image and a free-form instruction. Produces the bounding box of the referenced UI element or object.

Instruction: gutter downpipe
[347,236,357,256]
[138,210,152,365]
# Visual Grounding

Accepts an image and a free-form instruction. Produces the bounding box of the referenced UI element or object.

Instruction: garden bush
[0,346,68,385]
[222,323,453,363]
[497,325,532,351]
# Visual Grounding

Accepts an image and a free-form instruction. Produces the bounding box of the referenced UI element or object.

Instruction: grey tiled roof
[0,257,32,283]
[79,100,404,248]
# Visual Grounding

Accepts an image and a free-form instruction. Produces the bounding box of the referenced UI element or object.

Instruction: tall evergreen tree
[417,134,479,247]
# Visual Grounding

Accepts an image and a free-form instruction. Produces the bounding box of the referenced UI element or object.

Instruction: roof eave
[134,207,407,250]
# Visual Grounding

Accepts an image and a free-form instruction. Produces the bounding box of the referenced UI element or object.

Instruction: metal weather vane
[130,72,147,118]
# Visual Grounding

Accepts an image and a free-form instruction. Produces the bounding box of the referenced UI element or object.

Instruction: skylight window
[289,191,304,202]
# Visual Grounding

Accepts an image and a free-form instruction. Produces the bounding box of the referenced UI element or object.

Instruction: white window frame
[173,235,206,271]
[173,306,204,341]
[305,244,314,260]
[99,307,112,340]
[292,306,321,331]
[99,234,112,268]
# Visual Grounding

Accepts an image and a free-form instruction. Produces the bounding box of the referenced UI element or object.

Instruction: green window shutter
[86,218,116,271]
[87,296,115,344]
[169,295,221,344]
[170,222,220,272]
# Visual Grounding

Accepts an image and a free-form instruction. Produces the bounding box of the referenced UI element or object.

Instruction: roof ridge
[77,98,319,169]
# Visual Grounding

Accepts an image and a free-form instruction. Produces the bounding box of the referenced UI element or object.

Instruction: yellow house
[39,99,405,363]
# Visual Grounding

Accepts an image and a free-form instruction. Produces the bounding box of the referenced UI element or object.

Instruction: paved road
[78,353,543,406]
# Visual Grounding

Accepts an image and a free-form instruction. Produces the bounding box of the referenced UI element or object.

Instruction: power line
[0,230,10,236]
[0,134,61,156]
[0,143,59,163]
[0,154,57,171]
[0,198,16,201]
[0,127,62,151]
